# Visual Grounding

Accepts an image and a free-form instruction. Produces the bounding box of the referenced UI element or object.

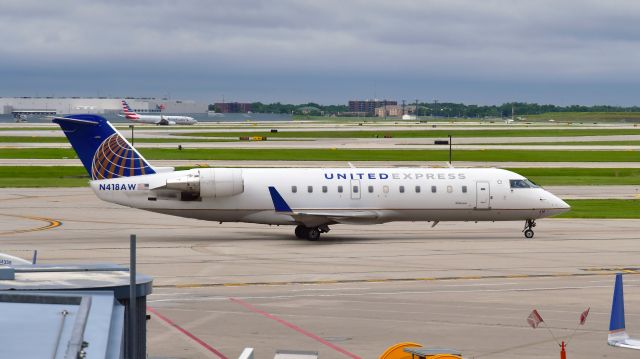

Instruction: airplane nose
[554,195,571,213]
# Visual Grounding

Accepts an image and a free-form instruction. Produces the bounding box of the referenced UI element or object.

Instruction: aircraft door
[475,181,490,209]
[350,179,361,200]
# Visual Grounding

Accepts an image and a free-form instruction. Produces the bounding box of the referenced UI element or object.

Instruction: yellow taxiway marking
[161,268,640,289]
[0,214,62,235]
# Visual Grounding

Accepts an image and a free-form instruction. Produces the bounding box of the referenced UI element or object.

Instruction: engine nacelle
[164,168,244,198]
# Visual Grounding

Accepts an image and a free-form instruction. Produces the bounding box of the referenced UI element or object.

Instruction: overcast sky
[1,0,639,105]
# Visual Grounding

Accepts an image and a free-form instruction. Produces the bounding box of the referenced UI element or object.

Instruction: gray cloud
[1,0,639,104]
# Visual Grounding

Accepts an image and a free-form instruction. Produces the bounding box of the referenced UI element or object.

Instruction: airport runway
[0,188,639,358]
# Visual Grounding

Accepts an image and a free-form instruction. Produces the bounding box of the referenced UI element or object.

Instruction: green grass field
[0,148,638,162]
[0,166,88,187]
[557,199,640,218]
[507,168,640,185]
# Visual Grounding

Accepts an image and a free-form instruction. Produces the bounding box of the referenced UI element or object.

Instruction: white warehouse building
[0,97,207,115]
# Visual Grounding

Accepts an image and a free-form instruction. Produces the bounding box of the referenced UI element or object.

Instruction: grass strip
[0,148,638,162]
[0,136,239,143]
[556,199,640,218]
[528,112,640,122]
[485,141,640,146]
[0,166,88,187]
[507,168,640,185]
[176,128,640,139]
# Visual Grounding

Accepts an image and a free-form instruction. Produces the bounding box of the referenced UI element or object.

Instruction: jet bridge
[0,261,152,359]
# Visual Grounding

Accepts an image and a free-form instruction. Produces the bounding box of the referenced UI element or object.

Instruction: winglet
[610,273,626,333]
[268,186,292,212]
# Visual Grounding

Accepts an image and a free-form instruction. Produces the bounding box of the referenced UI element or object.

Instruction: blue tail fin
[610,273,626,332]
[53,114,155,180]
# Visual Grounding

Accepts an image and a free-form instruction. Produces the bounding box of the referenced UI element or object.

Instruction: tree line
[209,101,640,117]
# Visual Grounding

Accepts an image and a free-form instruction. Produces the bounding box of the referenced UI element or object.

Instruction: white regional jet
[53,114,570,240]
[119,100,197,125]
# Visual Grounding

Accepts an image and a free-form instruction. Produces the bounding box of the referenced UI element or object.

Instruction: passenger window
[462,185,467,193]
[308,186,313,193]
[322,186,328,193]
[447,185,453,193]
[415,186,421,193]
[399,185,405,193]
[368,185,374,193]
[431,186,437,193]
[292,186,297,193]
[383,185,389,193]
[338,185,343,193]
[353,186,359,193]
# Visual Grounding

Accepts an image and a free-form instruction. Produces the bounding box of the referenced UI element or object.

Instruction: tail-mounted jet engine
[163,168,244,200]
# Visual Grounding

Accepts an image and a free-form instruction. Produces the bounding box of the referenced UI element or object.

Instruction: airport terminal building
[0,97,207,115]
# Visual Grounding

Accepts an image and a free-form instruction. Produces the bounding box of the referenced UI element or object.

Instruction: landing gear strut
[294,225,329,241]
[523,219,536,239]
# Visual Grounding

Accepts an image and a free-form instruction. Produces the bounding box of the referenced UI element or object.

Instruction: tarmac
[1,188,639,358]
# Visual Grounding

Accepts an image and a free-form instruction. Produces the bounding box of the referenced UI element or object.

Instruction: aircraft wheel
[306,227,321,241]
[524,229,534,239]
[295,225,307,239]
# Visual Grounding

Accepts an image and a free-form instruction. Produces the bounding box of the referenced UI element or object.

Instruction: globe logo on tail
[91,134,154,180]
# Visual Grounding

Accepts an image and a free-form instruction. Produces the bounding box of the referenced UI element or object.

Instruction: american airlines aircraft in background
[119,100,197,125]
[53,114,570,240]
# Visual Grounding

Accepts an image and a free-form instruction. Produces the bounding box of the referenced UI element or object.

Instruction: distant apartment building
[375,105,416,117]
[215,102,252,113]
[348,100,397,116]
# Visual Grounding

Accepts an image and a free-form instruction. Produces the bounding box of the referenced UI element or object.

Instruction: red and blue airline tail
[53,114,155,180]
[121,100,140,119]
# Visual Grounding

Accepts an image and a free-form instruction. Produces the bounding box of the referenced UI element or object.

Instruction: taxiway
[0,188,638,358]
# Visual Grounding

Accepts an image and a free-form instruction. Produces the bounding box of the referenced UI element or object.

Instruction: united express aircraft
[53,114,570,240]
[119,100,197,125]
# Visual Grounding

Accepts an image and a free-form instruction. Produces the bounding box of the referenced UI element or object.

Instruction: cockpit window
[510,179,540,189]
[526,179,540,188]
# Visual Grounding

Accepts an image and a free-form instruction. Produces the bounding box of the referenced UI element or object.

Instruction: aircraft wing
[609,341,640,350]
[608,333,640,350]
[268,186,379,226]
[291,210,379,225]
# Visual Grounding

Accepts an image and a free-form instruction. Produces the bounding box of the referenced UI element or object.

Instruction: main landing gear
[295,225,329,241]
[523,219,536,239]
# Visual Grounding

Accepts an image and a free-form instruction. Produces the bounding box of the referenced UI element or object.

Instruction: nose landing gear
[523,219,536,239]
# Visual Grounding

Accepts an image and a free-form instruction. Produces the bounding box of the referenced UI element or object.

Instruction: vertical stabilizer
[53,114,155,180]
